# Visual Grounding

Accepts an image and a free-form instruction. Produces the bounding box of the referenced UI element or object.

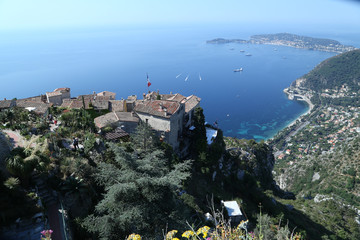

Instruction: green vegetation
[300,49,360,91]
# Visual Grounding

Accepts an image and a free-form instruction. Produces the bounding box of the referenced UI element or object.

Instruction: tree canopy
[82,125,192,239]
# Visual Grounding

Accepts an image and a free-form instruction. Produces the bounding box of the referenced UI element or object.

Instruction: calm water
[1,24,356,140]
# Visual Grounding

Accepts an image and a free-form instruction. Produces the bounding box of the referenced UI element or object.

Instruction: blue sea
[1,24,359,140]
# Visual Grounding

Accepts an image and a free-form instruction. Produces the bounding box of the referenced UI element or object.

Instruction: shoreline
[282,87,314,129]
[283,88,314,129]
[266,88,314,143]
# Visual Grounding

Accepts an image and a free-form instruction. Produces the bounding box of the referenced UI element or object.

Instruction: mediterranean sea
[1,24,359,140]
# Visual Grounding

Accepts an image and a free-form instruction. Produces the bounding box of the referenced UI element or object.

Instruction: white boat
[199,74,202,80]
[176,73,182,78]
[246,53,252,56]
[233,68,243,72]
[240,50,245,52]
[184,75,189,81]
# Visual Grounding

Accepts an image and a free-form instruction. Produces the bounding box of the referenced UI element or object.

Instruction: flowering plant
[41,229,53,240]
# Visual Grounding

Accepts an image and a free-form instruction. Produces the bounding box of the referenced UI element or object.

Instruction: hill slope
[294,49,360,91]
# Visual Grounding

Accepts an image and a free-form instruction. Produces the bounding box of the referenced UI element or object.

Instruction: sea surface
[1,24,359,140]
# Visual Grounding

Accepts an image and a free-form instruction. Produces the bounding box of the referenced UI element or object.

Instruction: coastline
[283,87,314,129]
[266,87,314,143]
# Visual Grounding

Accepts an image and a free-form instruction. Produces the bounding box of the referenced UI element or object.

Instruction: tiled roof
[134,100,180,118]
[167,93,186,103]
[61,99,91,109]
[0,100,15,109]
[17,96,44,103]
[54,87,70,92]
[114,112,139,123]
[16,101,52,115]
[184,95,201,113]
[94,111,139,129]
[105,128,129,141]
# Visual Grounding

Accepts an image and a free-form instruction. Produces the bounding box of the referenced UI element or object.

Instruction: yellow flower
[127,233,141,240]
[196,226,210,239]
[182,230,195,239]
[166,230,178,239]
[237,220,249,230]
[173,238,180,240]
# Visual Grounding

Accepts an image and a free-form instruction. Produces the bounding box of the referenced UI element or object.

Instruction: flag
[147,73,151,87]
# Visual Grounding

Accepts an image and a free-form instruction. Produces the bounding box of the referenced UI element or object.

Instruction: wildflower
[196,226,210,238]
[41,229,53,240]
[173,238,180,240]
[182,230,195,239]
[127,233,141,240]
[166,230,178,239]
[237,220,249,230]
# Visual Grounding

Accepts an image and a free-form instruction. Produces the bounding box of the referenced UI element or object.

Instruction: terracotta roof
[0,100,15,109]
[184,95,201,113]
[134,100,180,118]
[94,111,139,129]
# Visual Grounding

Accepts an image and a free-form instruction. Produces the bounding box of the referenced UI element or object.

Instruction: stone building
[134,100,185,152]
[46,88,70,106]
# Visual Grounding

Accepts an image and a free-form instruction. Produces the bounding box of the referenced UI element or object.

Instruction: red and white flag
[147,73,151,87]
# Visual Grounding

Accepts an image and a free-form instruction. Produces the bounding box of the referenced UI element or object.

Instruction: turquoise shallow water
[0,25,350,140]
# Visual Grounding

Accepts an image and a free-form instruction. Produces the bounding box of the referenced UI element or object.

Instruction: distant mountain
[294,49,360,91]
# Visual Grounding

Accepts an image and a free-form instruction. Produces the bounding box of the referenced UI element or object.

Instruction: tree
[191,107,207,162]
[82,143,192,239]
[131,122,157,153]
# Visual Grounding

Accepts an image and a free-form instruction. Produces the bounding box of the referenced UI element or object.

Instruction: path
[3,129,27,148]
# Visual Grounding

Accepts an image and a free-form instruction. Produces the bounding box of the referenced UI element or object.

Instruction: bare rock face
[278,173,288,190]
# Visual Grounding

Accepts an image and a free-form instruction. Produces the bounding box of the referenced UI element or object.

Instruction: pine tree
[82,142,192,239]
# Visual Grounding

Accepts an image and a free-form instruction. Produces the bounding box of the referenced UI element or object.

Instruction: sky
[0,0,359,30]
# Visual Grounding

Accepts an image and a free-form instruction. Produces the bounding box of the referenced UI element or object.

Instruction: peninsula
[207,33,357,53]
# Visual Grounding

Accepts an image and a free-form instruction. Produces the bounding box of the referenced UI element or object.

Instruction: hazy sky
[0,0,359,30]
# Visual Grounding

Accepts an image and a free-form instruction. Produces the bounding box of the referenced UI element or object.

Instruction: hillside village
[0,87,254,240]
[0,87,206,157]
